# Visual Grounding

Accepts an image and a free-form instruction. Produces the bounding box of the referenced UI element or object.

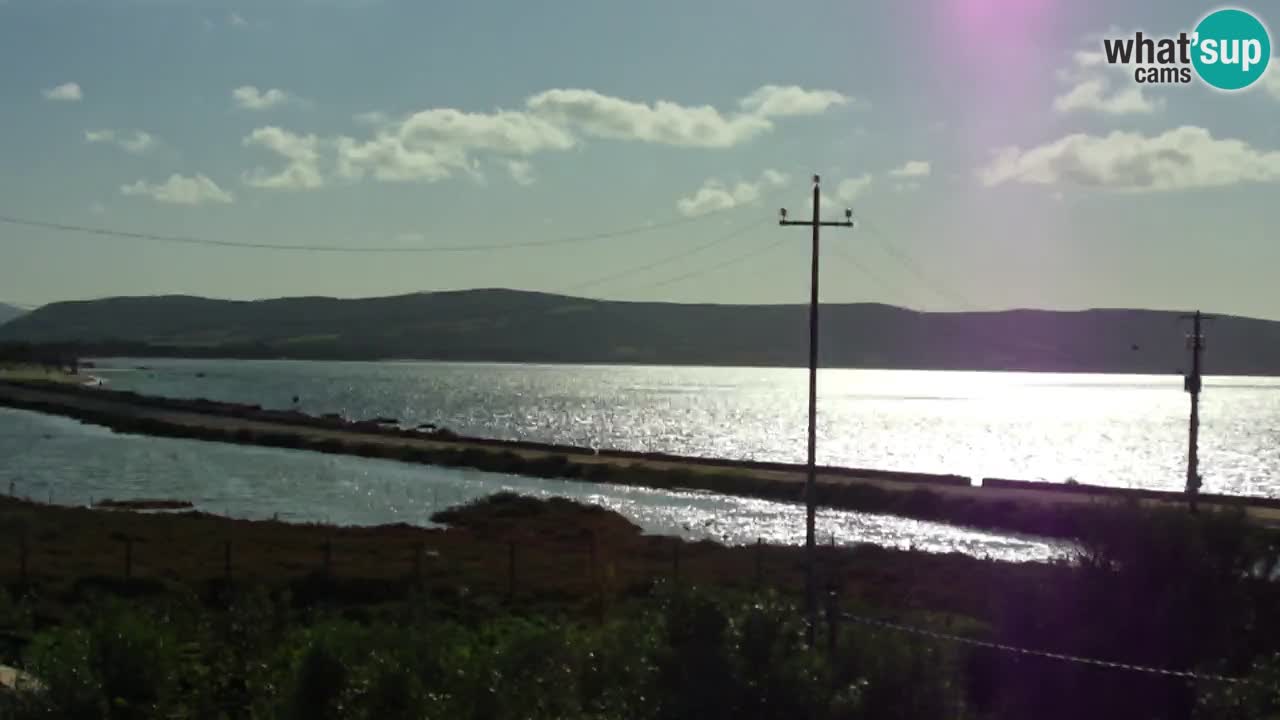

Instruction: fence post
[589,531,599,587]
[825,587,839,657]
[507,541,516,601]
[323,538,332,578]
[755,538,764,589]
[224,539,232,582]
[413,541,424,585]
[672,541,681,584]
[125,538,133,579]
[589,531,603,621]
[18,532,27,585]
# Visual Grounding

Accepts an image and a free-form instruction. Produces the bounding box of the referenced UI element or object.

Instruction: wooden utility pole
[779,175,854,647]
[1180,310,1214,512]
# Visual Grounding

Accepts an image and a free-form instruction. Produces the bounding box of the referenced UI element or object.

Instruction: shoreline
[0,489,1054,624]
[1,378,1277,540]
[84,352,1280,377]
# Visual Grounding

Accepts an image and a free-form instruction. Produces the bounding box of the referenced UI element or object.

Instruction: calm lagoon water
[0,407,1064,562]
[91,358,1280,497]
[5,357,1275,563]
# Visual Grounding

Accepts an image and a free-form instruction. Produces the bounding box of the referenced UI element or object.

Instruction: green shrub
[21,602,182,719]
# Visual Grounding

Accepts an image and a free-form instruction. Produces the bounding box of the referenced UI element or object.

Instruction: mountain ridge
[0,303,27,327]
[2,288,1278,375]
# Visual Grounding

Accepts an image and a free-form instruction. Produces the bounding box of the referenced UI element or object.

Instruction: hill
[2,289,1279,374]
[0,303,26,327]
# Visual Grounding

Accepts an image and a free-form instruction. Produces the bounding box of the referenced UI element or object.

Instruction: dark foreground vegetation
[0,493,1276,718]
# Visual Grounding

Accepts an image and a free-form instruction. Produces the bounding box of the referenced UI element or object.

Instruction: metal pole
[778,175,854,648]
[1181,310,1213,513]
[805,177,821,648]
[1187,311,1203,512]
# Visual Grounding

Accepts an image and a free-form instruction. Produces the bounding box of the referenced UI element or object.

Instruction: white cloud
[786,193,839,217]
[1073,49,1107,68]
[1052,41,1163,115]
[42,83,82,102]
[507,160,535,186]
[759,168,789,187]
[893,182,921,193]
[84,129,156,155]
[333,105,573,184]
[119,132,157,154]
[738,85,851,117]
[232,85,291,111]
[978,126,1280,191]
[399,107,574,155]
[354,111,389,126]
[675,169,790,217]
[1262,61,1280,100]
[229,12,247,26]
[252,85,845,187]
[676,184,747,217]
[120,174,234,205]
[242,126,324,190]
[527,88,771,148]
[889,160,931,178]
[335,134,457,183]
[1053,79,1162,115]
[836,174,872,203]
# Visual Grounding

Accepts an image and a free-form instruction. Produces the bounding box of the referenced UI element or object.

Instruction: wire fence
[0,489,1257,689]
[836,611,1255,686]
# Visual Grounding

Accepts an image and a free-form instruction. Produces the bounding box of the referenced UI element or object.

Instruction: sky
[1,0,1279,318]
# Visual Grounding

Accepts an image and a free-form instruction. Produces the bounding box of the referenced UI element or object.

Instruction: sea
[1,358,1276,562]
[87,358,1280,497]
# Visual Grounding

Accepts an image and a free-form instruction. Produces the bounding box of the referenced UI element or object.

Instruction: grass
[0,584,976,719]
[0,493,1030,621]
[0,494,1275,718]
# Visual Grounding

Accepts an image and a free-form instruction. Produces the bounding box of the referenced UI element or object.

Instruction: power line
[625,233,789,292]
[826,242,911,307]
[850,211,979,310]
[561,218,766,294]
[0,204,746,256]
[841,612,1253,685]
[841,207,1098,369]
[404,220,769,330]
[368,221,777,337]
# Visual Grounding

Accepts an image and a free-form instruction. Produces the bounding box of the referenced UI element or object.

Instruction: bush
[20,601,183,719]
[984,504,1280,720]
[1195,652,1280,719]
